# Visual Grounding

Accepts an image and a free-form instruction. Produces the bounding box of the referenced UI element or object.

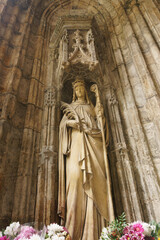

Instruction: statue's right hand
[66,120,79,129]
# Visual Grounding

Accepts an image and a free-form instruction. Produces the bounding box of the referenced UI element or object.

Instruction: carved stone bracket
[44,87,56,107]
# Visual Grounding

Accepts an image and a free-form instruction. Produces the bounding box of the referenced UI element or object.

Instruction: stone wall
[0,0,160,228]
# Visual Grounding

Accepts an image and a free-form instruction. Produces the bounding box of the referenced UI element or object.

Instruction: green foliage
[1,229,5,236]
[110,212,127,236]
[100,213,127,240]
[149,221,160,240]
[102,212,127,240]
[45,233,49,239]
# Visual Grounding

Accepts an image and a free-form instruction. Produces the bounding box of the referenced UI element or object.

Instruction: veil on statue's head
[72,76,90,104]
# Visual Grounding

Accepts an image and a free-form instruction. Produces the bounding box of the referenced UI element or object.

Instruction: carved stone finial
[86,29,97,62]
[44,88,56,107]
[62,29,68,43]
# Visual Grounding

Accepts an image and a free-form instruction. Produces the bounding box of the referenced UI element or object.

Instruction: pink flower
[0,236,10,240]
[15,226,36,240]
[131,237,138,240]
[132,223,144,233]
[120,223,145,240]
[123,227,129,235]
[125,234,131,239]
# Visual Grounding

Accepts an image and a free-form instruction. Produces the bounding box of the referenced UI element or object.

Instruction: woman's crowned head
[72,76,85,89]
[72,76,90,103]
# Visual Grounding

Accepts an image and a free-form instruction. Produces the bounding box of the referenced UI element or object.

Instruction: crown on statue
[72,76,85,89]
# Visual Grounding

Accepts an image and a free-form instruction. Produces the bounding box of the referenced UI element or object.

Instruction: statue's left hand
[66,120,80,129]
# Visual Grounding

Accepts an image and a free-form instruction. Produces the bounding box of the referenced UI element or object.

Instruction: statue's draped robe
[58,102,111,240]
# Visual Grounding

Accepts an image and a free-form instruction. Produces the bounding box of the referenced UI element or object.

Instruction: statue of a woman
[58,76,114,240]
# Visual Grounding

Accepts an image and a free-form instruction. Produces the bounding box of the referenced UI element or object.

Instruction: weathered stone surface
[0,0,160,229]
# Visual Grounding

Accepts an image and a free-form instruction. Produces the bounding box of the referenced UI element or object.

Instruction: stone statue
[58,76,114,240]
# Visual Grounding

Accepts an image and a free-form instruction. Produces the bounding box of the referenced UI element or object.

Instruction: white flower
[100,227,110,240]
[56,231,67,237]
[47,224,63,237]
[51,236,59,240]
[102,227,109,234]
[151,225,156,232]
[61,231,67,236]
[29,234,41,240]
[4,222,20,236]
[0,231,2,237]
[4,226,12,236]
[141,222,156,236]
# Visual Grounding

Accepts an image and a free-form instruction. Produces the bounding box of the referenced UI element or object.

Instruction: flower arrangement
[100,212,127,240]
[0,222,71,240]
[100,213,160,240]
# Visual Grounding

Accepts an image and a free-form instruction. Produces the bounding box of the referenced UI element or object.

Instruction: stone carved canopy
[61,29,98,70]
[49,16,99,72]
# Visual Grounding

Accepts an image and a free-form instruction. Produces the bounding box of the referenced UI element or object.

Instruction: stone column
[35,87,59,226]
[0,0,35,227]
[108,1,160,221]
[139,0,160,44]
[105,85,143,221]
[11,18,50,224]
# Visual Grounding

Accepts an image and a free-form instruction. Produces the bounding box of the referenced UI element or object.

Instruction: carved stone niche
[49,16,99,72]
[60,63,102,104]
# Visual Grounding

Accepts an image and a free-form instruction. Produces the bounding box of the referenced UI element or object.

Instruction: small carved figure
[58,76,114,240]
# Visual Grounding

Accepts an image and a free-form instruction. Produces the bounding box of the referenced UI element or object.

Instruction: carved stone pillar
[105,85,143,221]
[109,3,160,221]
[35,87,59,226]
